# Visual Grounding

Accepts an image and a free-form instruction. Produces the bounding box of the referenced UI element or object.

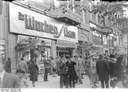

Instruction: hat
[16,69,25,74]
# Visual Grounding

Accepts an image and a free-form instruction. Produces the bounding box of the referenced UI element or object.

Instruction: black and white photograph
[0,0,128,90]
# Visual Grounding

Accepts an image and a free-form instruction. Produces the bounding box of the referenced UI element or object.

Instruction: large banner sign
[9,3,78,43]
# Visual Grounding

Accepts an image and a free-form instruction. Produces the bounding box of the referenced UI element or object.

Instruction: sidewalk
[27,74,101,88]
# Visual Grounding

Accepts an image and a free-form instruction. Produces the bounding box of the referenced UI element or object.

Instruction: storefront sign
[56,40,76,48]
[9,3,78,43]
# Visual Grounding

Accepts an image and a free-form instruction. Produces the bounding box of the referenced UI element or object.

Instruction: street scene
[1,0,128,89]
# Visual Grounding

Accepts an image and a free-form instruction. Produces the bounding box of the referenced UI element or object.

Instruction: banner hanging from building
[9,3,78,43]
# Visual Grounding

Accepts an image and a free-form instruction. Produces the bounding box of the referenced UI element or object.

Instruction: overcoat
[29,62,39,82]
[66,61,77,81]
[96,59,110,81]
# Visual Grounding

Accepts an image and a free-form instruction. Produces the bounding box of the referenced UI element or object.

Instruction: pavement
[27,74,101,88]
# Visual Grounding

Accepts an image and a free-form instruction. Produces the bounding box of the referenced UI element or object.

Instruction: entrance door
[57,47,73,57]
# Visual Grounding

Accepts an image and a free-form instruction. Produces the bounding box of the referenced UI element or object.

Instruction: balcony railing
[48,7,81,25]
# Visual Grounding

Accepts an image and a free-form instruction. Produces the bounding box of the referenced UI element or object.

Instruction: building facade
[0,1,78,70]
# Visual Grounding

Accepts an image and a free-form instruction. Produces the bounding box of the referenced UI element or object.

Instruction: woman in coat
[28,60,39,87]
[66,56,77,88]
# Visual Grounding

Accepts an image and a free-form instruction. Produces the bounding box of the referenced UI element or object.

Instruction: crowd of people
[1,53,128,88]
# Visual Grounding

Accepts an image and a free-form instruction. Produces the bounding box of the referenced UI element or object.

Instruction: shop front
[102,34,115,55]
[17,35,51,63]
[56,40,77,57]
[6,2,78,70]
[92,30,103,55]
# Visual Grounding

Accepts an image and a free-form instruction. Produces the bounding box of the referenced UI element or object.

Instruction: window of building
[92,13,96,23]
[84,10,88,24]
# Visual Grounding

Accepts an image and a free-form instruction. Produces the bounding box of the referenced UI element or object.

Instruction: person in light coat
[78,56,86,79]
[74,55,79,83]
[74,56,85,84]
[90,55,97,88]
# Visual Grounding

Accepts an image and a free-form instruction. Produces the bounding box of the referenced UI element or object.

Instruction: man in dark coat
[108,54,117,78]
[43,56,50,82]
[66,56,77,88]
[4,58,11,73]
[59,56,68,88]
[96,54,110,88]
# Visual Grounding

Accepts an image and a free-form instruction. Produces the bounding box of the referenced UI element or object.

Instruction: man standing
[0,55,20,88]
[4,58,11,73]
[78,56,85,79]
[66,56,77,88]
[96,54,110,88]
[49,56,56,77]
[74,55,79,83]
[77,56,85,84]
[59,56,68,88]
[17,57,28,73]
[43,55,50,82]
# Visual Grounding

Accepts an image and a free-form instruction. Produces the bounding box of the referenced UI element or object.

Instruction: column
[7,34,18,71]
[4,2,18,71]
[51,40,56,58]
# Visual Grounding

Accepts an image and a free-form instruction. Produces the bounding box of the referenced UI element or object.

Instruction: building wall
[1,2,18,70]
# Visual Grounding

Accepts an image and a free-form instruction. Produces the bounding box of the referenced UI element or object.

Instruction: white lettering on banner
[9,3,78,43]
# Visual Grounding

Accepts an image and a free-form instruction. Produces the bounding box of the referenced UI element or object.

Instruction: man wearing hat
[96,54,110,88]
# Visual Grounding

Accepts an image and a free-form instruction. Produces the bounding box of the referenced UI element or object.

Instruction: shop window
[57,47,72,57]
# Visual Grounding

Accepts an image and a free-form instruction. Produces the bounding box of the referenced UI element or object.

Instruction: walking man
[96,54,110,88]
[4,58,11,73]
[66,56,77,88]
[43,55,50,82]
[77,56,85,84]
